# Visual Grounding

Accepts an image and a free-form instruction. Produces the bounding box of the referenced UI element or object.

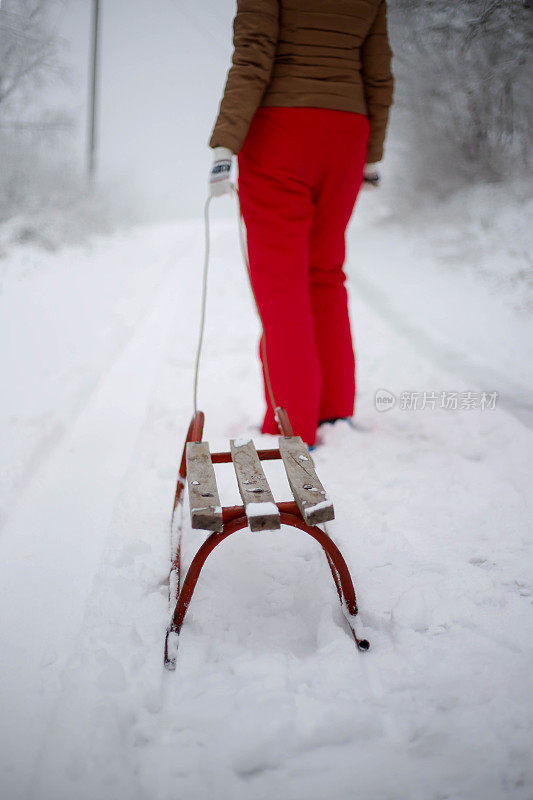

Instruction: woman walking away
[209,0,393,447]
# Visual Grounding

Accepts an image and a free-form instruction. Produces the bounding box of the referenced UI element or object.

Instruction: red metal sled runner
[164,408,369,669]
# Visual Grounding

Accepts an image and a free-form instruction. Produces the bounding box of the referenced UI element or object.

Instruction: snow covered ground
[1,186,532,800]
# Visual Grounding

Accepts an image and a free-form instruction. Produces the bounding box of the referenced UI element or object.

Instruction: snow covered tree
[0,0,72,217]
[389,0,532,184]
[0,0,68,123]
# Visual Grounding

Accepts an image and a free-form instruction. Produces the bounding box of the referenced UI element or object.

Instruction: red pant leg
[238,108,369,444]
[238,109,320,445]
[308,112,369,420]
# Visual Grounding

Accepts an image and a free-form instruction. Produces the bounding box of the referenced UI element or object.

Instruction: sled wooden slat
[186,442,223,531]
[230,439,281,532]
[278,436,335,525]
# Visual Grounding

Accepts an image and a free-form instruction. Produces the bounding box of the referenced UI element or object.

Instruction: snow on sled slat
[186,442,223,531]
[278,436,335,525]
[230,438,281,532]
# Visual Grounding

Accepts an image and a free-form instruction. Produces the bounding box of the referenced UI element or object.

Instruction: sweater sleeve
[360,0,394,163]
[209,0,280,154]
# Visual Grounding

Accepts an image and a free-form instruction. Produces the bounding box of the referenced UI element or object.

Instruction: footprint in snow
[469,557,496,570]
[461,449,486,462]
[95,651,127,692]
[391,584,440,633]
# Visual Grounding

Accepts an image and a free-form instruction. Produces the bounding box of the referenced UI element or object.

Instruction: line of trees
[0,0,531,221]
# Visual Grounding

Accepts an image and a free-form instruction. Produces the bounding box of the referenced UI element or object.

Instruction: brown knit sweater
[209,0,394,163]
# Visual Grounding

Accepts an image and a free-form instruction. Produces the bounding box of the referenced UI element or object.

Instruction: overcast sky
[55,0,237,219]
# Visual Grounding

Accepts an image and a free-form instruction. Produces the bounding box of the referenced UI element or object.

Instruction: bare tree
[0,0,74,219]
[0,0,68,125]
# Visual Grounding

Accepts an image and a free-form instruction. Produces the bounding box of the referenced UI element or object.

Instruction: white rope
[193,186,278,415]
[192,194,212,414]
[233,188,278,413]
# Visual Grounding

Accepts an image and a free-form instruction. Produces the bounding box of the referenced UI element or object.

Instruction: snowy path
[1,207,532,800]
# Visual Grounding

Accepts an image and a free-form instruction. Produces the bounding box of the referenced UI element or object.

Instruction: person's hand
[363,163,380,187]
[209,147,234,197]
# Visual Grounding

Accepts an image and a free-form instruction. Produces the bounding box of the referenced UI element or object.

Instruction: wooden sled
[164,408,369,669]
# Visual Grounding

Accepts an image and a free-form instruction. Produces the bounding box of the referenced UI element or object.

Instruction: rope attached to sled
[192,195,212,416]
[193,186,278,416]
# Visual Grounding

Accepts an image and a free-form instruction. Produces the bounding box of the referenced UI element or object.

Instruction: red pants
[238,107,369,446]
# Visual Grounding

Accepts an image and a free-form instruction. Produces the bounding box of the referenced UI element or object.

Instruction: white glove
[363,163,380,187]
[209,146,233,197]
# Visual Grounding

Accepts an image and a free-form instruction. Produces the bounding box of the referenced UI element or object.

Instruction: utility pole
[87,0,100,180]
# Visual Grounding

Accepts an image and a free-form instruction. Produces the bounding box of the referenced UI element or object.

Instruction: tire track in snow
[0,256,188,800]
[0,231,198,534]
[351,270,533,428]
